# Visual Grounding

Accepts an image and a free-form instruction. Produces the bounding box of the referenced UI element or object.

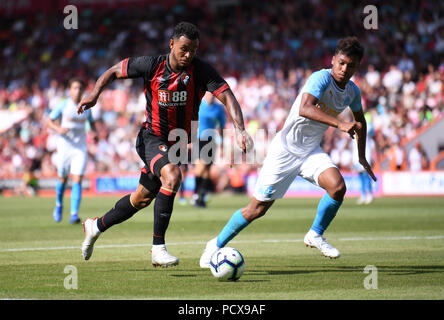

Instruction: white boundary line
[1,235,444,253]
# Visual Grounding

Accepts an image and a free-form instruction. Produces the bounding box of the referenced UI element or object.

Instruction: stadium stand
[0,0,443,194]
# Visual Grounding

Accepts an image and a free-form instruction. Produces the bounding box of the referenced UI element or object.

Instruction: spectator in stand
[408,142,429,171]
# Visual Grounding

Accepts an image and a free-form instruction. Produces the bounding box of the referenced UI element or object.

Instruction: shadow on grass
[95,264,444,278]
[245,265,444,276]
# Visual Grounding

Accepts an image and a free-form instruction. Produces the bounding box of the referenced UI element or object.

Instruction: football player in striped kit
[78,22,253,267]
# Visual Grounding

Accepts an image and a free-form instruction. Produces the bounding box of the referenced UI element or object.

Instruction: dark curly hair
[335,37,364,61]
[172,22,200,40]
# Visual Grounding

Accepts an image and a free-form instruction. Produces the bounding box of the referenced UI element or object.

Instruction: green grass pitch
[0,194,443,300]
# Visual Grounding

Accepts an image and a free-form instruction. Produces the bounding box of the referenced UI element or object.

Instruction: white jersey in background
[49,98,93,177]
[280,68,362,156]
[49,98,92,148]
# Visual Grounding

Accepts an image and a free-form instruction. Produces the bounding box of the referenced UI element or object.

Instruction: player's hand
[235,128,254,153]
[77,95,98,114]
[359,157,377,182]
[59,127,69,135]
[338,121,362,139]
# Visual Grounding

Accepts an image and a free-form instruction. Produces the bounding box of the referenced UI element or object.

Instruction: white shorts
[253,135,337,202]
[56,143,87,178]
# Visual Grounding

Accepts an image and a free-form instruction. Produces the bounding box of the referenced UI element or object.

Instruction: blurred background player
[46,77,96,224]
[200,37,377,267]
[353,120,376,205]
[192,91,226,208]
[78,22,253,268]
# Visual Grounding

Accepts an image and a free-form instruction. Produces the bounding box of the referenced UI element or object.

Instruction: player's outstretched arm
[77,60,127,114]
[216,89,253,153]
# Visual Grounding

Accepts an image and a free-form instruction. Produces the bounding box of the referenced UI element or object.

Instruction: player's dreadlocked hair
[335,37,364,61]
[172,22,200,40]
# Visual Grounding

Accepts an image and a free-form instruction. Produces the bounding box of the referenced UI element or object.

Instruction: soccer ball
[209,247,246,281]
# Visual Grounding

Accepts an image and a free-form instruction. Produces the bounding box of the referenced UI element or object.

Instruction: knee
[161,165,182,190]
[130,193,154,210]
[330,180,347,200]
[72,175,83,184]
[242,202,270,221]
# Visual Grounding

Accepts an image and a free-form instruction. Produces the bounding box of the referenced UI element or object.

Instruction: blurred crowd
[0,0,443,191]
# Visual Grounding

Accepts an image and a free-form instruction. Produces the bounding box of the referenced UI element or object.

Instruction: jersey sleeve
[302,69,331,100]
[349,82,362,112]
[49,99,67,120]
[124,56,155,79]
[196,59,230,97]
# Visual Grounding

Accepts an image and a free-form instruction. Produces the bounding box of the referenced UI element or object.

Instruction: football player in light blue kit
[200,37,377,265]
[46,78,96,224]
[192,92,226,207]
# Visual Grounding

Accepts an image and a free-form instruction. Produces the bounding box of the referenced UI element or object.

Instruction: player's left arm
[199,59,253,153]
[352,108,377,182]
[216,89,253,153]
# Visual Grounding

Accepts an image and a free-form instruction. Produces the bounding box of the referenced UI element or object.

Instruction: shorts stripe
[150,153,163,174]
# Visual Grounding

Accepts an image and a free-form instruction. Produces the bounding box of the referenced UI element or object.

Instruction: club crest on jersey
[181,73,190,86]
[159,145,168,152]
[258,185,275,200]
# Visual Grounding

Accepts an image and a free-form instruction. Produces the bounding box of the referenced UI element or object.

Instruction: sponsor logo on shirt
[158,90,187,106]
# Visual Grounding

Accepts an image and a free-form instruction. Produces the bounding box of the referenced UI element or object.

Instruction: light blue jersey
[49,98,93,148]
[280,68,362,155]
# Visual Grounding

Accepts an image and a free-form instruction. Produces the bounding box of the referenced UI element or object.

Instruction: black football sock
[199,178,212,201]
[97,194,139,232]
[153,188,176,245]
[194,176,203,197]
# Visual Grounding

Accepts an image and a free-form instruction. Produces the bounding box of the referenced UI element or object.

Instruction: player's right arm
[46,117,68,135]
[77,60,127,114]
[46,100,68,135]
[299,92,360,139]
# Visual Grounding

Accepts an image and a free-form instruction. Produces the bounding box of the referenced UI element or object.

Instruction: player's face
[170,36,199,69]
[69,81,85,103]
[331,52,360,85]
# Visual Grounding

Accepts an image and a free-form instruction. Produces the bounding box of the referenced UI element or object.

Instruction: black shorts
[135,127,173,193]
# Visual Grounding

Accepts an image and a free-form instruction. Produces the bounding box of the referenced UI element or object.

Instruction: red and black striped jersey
[121,54,230,143]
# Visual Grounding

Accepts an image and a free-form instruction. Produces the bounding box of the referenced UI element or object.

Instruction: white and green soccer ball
[209,247,246,281]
